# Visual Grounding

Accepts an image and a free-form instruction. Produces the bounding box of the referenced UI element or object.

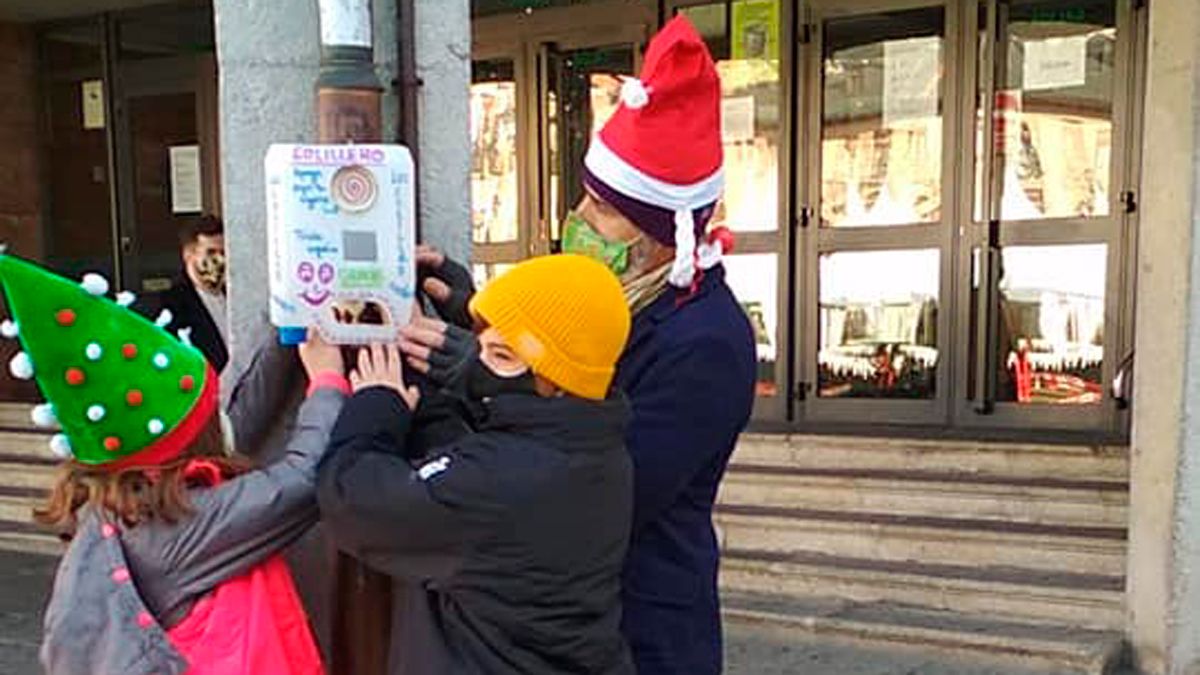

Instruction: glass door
[539,33,642,252]
[469,6,651,286]
[470,53,526,285]
[954,0,1137,432]
[800,0,962,425]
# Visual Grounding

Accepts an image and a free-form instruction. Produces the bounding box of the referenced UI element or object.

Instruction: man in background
[161,215,229,372]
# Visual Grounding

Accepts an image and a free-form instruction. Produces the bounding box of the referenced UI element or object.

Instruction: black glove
[425,323,479,398]
[420,256,475,329]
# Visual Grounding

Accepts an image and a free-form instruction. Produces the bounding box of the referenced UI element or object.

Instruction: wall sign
[82,80,105,130]
[168,145,203,214]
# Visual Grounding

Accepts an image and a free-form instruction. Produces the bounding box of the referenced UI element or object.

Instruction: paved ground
[0,549,1128,674]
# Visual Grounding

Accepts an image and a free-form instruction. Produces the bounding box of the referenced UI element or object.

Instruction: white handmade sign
[265,144,416,345]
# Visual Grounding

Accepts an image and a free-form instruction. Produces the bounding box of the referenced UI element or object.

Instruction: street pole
[315,2,391,674]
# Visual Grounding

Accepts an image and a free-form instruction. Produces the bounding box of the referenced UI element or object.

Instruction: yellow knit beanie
[469,254,631,400]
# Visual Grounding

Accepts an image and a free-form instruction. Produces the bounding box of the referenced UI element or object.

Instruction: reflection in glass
[471,60,520,245]
[684,1,783,233]
[472,263,517,290]
[723,254,779,397]
[818,250,939,398]
[975,0,1116,222]
[821,8,945,228]
[978,245,1106,405]
[548,47,632,234]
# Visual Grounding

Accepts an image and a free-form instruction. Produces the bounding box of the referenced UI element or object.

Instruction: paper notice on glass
[169,145,202,214]
[722,96,756,143]
[82,80,105,130]
[883,37,940,126]
[1023,36,1088,91]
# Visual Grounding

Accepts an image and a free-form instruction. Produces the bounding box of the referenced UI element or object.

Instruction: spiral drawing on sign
[331,164,377,212]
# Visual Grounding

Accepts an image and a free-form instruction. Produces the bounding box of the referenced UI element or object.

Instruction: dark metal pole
[316,4,391,675]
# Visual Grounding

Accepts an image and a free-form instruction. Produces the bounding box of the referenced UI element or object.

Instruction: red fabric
[104,363,220,473]
[166,556,325,675]
[306,371,351,398]
[597,15,722,184]
[164,461,325,675]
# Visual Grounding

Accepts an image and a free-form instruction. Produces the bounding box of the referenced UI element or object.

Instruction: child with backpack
[0,254,348,675]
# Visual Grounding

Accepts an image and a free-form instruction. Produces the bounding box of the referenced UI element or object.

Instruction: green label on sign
[340,267,384,289]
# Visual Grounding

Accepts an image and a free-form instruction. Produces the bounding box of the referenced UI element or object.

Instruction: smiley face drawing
[297,260,336,306]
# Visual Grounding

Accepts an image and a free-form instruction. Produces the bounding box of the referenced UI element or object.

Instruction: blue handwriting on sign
[306,244,339,259]
[293,169,338,214]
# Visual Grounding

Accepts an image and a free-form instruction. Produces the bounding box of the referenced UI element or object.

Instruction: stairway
[717,433,1130,673]
[0,404,61,556]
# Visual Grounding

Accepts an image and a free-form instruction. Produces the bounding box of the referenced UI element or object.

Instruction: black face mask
[466,358,538,400]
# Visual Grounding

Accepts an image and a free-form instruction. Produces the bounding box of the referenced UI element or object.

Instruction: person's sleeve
[317,387,484,583]
[222,329,303,457]
[627,337,744,534]
[157,386,346,593]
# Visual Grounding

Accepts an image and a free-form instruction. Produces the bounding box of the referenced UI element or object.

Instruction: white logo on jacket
[417,456,451,481]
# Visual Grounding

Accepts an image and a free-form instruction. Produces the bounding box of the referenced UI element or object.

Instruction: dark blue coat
[615,265,756,674]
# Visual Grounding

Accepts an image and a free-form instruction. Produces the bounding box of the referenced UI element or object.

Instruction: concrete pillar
[413,0,472,265]
[213,0,402,369]
[1127,2,1200,673]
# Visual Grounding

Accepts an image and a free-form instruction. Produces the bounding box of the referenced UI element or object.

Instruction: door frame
[948,0,1141,434]
[797,0,965,426]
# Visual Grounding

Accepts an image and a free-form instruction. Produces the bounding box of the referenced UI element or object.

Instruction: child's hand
[298,329,344,377]
[350,343,421,410]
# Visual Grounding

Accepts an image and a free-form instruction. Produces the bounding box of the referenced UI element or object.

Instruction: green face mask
[560,211,637,275]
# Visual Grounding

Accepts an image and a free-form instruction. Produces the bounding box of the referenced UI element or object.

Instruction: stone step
[735,435,1129,482]
[0,403,37,431]
[0,518,61,556]
[720,549,1125,631]
[720,465,1128,529]
[721,590,1126,675]
[715,505,1126,577]
[0,431,56,465]
[0,491,41,524]
[0,461,56,491]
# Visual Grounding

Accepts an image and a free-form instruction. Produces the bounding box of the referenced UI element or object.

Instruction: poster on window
[882,37,940,126]
[731,0,779,61]
[1022,36,1088,92]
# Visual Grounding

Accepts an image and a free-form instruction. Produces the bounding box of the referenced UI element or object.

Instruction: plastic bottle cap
[278,326,308,345]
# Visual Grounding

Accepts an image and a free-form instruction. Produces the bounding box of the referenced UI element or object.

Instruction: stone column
[413,0,472,265]
[1127,2,1200,673]
[213,0,402,370]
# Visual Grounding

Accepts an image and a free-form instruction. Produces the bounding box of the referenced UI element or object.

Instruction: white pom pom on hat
[49,434,72,460]
[9,351,32,380]
[80,273,110,297]
[31,403,57,428]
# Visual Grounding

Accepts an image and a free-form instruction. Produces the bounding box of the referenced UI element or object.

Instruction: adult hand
[297,329,343,379]
[399,317,479,397]
[417,245,475,329]
[350,343,421,410]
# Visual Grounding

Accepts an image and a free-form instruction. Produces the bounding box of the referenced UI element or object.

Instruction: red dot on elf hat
[179,375,195,392]
[104,436,121,452]
[126,390,143,407]
[122,343,138,360]
[65,368,85,386]
[55,309,76,327]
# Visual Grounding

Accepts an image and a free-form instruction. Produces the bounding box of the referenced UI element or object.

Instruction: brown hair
[34,417,253,537]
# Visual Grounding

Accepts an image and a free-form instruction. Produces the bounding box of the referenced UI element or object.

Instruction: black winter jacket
[317,387,635,675]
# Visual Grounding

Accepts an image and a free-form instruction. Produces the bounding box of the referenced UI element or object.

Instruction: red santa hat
[582,15,727,288]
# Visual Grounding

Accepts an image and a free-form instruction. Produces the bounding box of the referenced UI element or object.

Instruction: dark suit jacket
[158,276,229,372]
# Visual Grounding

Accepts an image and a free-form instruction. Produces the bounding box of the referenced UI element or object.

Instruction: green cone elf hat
[0,254,217,469]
